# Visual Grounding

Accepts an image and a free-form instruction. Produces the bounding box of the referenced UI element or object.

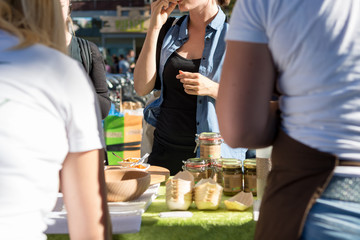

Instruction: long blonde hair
[0,0,67,54]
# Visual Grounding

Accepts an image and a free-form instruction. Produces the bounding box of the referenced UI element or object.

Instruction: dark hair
[217,0,230,7]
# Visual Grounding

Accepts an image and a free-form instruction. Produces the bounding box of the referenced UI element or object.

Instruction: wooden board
[147,165,170,185]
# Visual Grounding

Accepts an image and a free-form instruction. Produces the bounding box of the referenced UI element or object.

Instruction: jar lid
[222,158,242,168]
[197,132,222,141]
[244,158,257,168]
[184,158,209,168]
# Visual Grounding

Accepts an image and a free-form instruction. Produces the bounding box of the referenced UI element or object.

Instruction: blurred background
[71,0,236,67]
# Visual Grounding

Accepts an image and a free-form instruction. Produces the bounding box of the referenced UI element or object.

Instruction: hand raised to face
[149,0,178,30]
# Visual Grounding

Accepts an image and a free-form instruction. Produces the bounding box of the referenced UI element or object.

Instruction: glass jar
[206,159,214,181]
[182,158,209,183]
[222,159,243,196]
[195,132,223,159]
[211,159,223,185]
[244,158,257,196]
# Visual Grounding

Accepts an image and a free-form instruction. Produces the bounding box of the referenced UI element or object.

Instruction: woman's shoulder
[72,36,100,54]
[28,43,78,70]
[86,39,100,52]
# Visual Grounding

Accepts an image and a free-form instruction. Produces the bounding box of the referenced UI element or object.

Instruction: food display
[122,158,140,163]
[117,157,150,171]
[116,162,150,171]
[105,153,255,217]
[131,164,148,169]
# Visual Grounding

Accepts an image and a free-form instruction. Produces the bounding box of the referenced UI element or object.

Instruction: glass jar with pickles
[222,159,243,196]
[244,158,257,196]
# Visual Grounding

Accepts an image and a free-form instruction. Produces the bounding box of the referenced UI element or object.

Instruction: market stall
[111,184,256,240]
[47,183,256,240]
[46,74,259,240]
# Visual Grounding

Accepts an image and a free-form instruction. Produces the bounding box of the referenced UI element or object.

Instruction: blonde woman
[0,1,111,239]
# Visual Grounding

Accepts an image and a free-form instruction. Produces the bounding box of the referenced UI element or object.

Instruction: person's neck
[188,3,218,29]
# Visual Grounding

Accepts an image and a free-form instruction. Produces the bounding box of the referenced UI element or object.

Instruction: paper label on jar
[200,145,221,159]
[223,174,243,193]
[244,175,257,194]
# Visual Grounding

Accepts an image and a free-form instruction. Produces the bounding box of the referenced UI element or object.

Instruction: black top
[154,51,201,150]
[69,37,111,119]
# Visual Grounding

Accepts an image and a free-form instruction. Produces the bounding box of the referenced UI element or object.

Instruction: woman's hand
[176,70,219,99]
[150,0,178,30]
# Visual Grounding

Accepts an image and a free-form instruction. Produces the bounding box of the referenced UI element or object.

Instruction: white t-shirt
[226,0,360,161]
[0,30,104,239]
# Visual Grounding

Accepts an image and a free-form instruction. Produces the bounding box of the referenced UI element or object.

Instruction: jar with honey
[222,159,243,196]
[244,158,257,196]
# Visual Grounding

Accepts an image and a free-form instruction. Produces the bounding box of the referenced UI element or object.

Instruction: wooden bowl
[104,169,151,202]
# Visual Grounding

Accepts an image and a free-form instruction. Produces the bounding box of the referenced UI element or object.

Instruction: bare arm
[217,41,278,149]
[133,0,177,96]
[60,149,112,240]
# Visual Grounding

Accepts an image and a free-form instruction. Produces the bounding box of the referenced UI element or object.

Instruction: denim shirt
[144,7,247,160]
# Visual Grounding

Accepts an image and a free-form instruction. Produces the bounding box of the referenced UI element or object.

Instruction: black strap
[155,15,186,89]
[106,141,141,152]
[107,146,141,152]
[76,37,93,74]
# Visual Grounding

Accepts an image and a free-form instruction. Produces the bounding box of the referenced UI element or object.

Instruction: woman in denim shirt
[134,0,246,175]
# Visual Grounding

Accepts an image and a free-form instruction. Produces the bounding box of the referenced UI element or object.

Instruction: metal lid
[183,158,209,168]
[244,158,257,168]
[222,158,242,168]
[197,132,222,141]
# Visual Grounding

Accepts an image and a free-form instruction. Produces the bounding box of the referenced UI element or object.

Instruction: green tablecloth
[48,185,256,240]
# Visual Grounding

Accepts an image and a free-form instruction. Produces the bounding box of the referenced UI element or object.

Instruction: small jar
[211,159,223,185]
[182,158,209,183]
[195,132,223,159]
[222,159,243,196]
[244,159,257,196]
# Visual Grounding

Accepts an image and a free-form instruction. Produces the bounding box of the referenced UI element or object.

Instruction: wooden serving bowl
[104,169,150,202]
